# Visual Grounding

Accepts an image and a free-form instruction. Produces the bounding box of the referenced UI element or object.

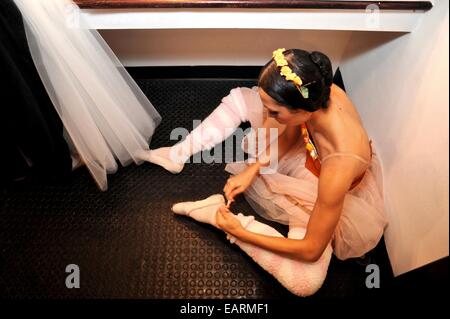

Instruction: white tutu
[13,0,162,190]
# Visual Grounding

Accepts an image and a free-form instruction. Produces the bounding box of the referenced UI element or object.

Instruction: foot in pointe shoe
[171,194,225,216]
[136,147,185,174]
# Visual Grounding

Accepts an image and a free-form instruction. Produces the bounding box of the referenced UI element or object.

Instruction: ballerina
[140,48,387,296]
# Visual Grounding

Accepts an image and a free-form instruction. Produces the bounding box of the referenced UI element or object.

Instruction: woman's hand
[216,205,244,236]
[223,163,259,202]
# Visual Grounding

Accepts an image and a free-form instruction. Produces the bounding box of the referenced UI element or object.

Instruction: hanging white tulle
[12,0,162,191]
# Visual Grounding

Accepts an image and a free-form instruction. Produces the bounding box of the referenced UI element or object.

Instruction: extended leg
[172,194,332,296]
[138,88,249,173]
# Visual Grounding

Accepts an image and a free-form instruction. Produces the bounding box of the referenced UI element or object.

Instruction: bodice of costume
[300,123,373,190]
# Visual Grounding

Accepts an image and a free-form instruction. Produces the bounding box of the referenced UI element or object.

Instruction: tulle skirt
[13,0,162,191]
[225,87,388,260]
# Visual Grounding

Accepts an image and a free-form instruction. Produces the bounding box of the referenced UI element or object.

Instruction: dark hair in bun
[258,49,333,112]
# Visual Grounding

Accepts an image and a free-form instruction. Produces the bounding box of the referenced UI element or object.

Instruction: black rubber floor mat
[0,78,393,299]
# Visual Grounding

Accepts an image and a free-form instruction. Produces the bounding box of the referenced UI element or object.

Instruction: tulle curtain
[13,0,162,190]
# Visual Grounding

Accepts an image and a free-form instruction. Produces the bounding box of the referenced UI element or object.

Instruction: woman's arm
[218,157,358,262]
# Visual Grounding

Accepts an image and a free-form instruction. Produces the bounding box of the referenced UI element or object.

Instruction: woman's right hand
[223,163,260,202]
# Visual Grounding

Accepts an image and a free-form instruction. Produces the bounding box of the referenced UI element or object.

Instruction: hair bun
[309,51,333,87]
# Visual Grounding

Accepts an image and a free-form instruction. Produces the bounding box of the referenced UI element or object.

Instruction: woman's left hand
[216,205,244,236]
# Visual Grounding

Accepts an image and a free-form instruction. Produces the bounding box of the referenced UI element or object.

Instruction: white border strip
[80,9,425,32]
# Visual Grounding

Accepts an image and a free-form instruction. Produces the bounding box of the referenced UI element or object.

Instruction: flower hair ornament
[272,48,314,99]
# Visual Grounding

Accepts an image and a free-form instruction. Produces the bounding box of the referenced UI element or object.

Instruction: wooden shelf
[76,0,433,31]
[75,0,433,11]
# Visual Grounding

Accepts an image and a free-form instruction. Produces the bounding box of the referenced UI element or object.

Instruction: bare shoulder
[331,83,346,95]
[316,84,372,176]
[329,84,357,111]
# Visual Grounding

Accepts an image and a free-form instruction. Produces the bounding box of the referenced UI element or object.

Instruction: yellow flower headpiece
[272,48,310,99]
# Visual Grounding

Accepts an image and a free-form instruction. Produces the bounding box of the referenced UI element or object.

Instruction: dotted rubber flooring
[0,78,393,299]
